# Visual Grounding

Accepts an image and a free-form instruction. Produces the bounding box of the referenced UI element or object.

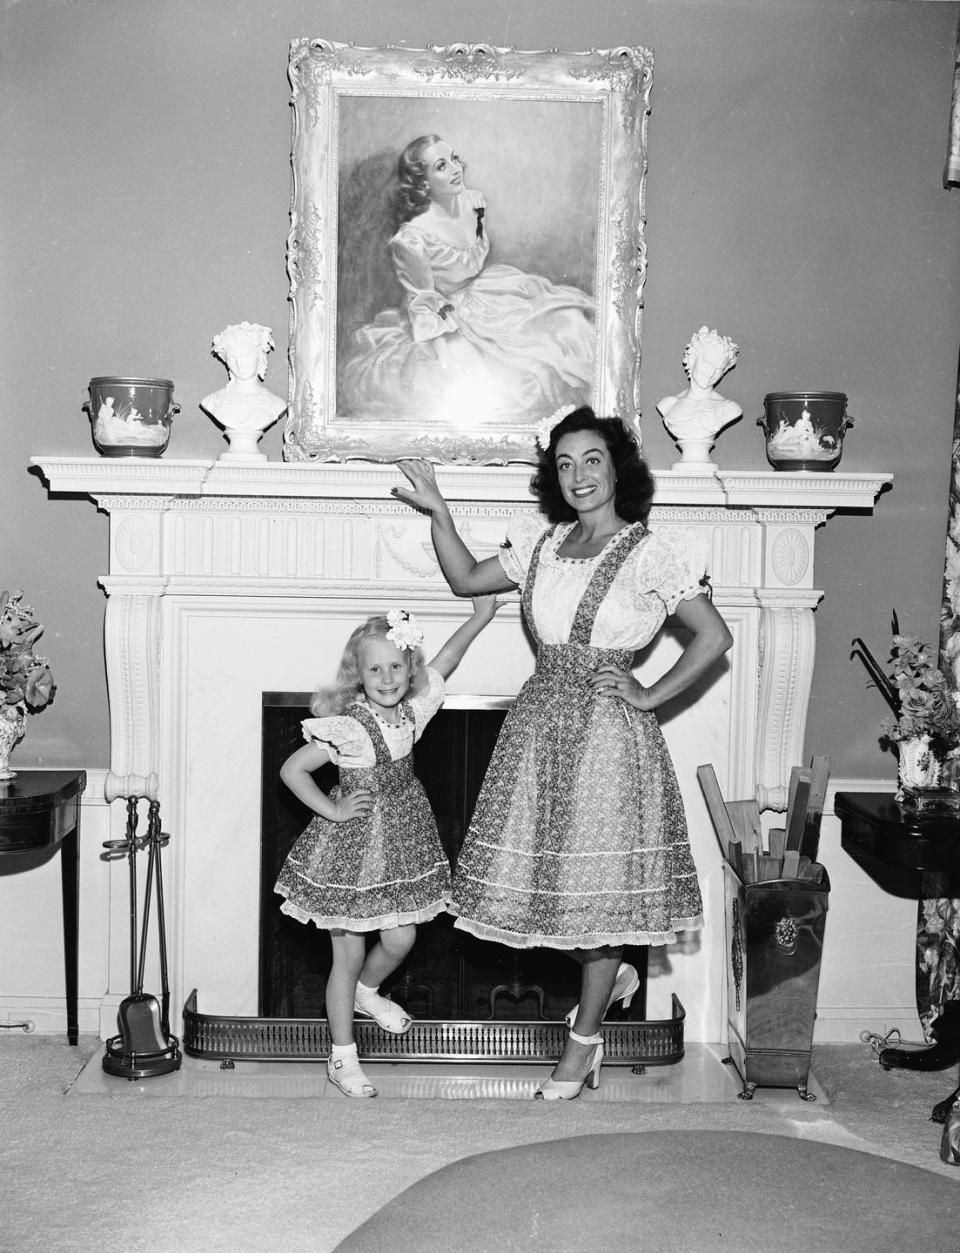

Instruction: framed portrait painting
[284,40,654,465]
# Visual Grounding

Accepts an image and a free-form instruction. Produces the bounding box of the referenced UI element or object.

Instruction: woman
[340,135,594,423]
[392,407,733,1099]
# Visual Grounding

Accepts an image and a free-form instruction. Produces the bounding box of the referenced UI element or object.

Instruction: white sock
[330,1042,358,1062]
[356,980,379,997]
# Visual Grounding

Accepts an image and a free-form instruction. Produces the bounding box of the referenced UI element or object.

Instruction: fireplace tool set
[101,797,181,1079]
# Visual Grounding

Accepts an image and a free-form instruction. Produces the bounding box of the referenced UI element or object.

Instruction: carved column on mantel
[752,506,829,812]
[99,578,163,802]
[93,494,172,803]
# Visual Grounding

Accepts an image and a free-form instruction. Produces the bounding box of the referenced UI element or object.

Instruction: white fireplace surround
[32,457,891,1043]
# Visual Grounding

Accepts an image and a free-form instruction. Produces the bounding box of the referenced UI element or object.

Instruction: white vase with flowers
[0,590,57,781]
[852,617,960,802]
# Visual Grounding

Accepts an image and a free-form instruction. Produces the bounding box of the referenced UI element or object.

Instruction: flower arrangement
[852,615,960,758]
[0,589,57,723]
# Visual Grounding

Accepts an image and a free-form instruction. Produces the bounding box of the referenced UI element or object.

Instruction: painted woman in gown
[339,135,595,423]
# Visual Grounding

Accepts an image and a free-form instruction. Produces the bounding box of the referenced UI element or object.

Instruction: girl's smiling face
[555,429,617,517]
[421,140,464,199]
[357,636,412,719]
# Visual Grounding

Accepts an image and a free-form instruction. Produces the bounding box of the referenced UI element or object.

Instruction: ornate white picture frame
[284,40,654,465]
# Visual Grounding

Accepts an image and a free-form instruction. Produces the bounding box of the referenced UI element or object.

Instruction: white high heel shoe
[564,962,640,1029]
[533,1030,604,1101]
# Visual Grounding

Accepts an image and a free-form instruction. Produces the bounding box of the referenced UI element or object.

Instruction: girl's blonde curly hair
[311,616,427,716]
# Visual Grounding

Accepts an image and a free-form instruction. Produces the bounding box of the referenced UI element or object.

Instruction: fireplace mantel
[31,455,891,1040]
[31,455,889,508]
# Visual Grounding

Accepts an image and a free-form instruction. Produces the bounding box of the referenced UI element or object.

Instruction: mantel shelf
[30,456,892,511]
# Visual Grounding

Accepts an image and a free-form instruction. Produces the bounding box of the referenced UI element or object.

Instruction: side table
[835,790,960,1118]
[0,770,87,1044]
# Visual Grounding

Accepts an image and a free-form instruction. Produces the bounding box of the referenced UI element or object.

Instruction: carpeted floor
[336,1130,959,1252]
[1,1034,957,1252]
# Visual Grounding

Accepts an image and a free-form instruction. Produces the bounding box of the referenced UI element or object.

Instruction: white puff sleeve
[497,511,548,587]
[299,716,369,766]
[639,527,709,614]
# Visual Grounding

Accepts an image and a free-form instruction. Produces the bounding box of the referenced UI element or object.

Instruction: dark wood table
[0,770,86,1044]
[835,790,960,1100]
[836,790,960,894]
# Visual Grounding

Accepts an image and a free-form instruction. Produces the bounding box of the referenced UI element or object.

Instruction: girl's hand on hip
[590,664,653,711]
[331,789,374,822]
[392,459,447,514]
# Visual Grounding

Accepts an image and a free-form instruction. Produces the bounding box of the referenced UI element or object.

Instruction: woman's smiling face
[421,140,464,199]
[555,429,617,517]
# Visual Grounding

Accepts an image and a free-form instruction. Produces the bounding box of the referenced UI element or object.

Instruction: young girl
[274,599,499,1097]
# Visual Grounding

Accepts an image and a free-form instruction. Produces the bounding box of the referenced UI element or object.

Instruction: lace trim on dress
[280,859,448,894]
[450,912,705,951]
[279,897,449,933]
[549,521,646,566]
[465,837,695,859]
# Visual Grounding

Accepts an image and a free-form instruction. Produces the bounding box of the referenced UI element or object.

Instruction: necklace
[367,702,409,730]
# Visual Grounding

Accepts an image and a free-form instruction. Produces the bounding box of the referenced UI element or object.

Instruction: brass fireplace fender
[182,989,685,1066]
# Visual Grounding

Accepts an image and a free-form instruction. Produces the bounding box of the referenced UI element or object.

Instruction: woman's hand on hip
[590,664,654,711]
[392,459,448,515]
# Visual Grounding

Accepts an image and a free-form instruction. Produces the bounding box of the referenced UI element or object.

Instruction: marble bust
[200,321,287,461]
[657,326,742,472]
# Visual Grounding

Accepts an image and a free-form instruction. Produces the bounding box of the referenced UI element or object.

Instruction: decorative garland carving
[288,39,375,126]
[412,43,526,84]
[284,425,545,466]
[287,202,324,313]
[374,526,438,580]
[567,45,654,107]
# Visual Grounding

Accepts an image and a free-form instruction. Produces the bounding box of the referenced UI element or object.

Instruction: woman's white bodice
[497,515,707,650]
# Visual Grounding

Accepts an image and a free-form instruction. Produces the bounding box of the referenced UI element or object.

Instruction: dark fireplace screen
[260,693,649,1024]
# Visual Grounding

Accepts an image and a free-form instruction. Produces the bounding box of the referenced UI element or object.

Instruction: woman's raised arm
[392,459,516,596]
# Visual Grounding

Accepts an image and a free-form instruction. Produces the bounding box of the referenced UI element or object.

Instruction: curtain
[946,13,960,188]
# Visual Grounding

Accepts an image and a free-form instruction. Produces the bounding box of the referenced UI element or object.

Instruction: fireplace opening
[260,693,651,1024]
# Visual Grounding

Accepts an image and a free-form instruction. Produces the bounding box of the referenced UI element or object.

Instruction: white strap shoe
[564,962,640,1029]
[534,1030,604,1101]
[354,982,413,1034]
[327,1052,377,1098]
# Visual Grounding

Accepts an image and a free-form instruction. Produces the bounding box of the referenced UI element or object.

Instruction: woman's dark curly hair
[395,134,466,226]
[530,407,655,525]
